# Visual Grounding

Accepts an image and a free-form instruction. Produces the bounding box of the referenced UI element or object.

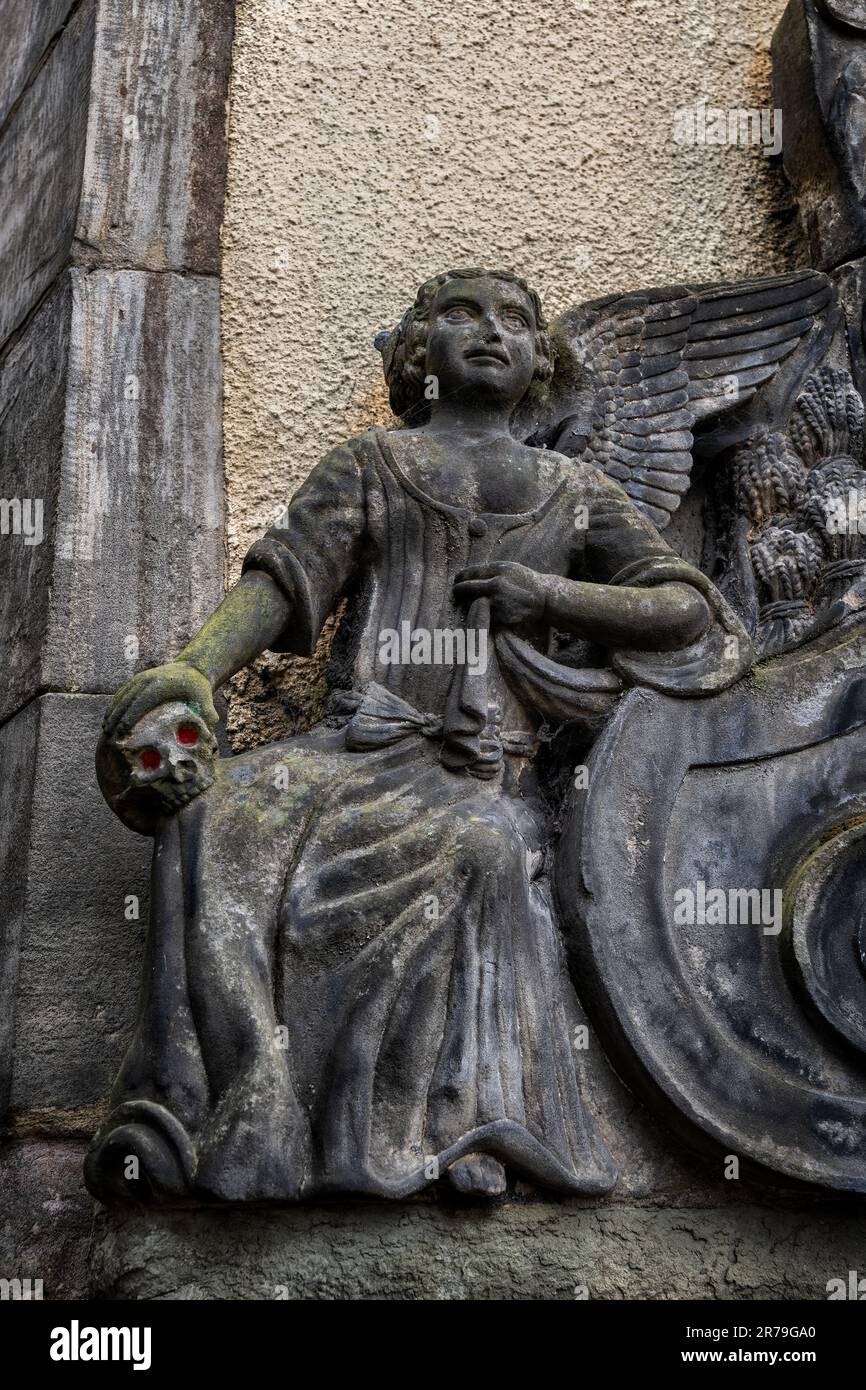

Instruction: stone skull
[119,701,218,810]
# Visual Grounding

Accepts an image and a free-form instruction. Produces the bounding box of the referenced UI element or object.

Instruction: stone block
[0,704,40,1112]
[74,0,235,274]
[0,1140,93,1300]
[0,275,72,720]
[0,0,95,348]
[0,0,76,128]
[0,694,149,1118]
[0,269,225,724]
[90,1200,866,1300]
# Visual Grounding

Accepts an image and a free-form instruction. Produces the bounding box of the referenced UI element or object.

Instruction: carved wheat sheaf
[729,365,866,655]
[789,363,865,466]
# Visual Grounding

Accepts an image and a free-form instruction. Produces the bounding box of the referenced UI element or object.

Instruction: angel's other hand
[453,562,550,627]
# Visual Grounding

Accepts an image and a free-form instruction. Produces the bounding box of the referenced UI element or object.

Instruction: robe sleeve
[581,468,753,694]
[241,439,366,656]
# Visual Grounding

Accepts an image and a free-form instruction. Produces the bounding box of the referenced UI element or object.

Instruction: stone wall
[0,0,234,1300]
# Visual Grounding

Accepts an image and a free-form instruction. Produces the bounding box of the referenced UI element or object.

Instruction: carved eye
[176,724,200,747]
[140,749,162,771]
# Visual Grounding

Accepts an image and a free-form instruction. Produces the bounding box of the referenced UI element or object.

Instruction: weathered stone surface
[833,256,866,403]
[74,0,235,274]
[570,1031,756,1204]
[0,704,39,1116]
[0,269,225,724]
[773,0,866,270]
[53,268,225,696]
[0,0,76,129]
[0,1141,93,1301]
[558,619,866,1195]
[0,694,148,1117]
[90,1201,866,1300]
[0,275,71,722]
[818,0,866,28]
[0,0,95,349]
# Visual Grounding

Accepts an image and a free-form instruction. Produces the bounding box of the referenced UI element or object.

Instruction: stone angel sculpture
[87,264,832,1203]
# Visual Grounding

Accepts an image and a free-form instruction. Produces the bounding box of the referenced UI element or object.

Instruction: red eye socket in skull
[176,725,200,747]
[141,749,162,771]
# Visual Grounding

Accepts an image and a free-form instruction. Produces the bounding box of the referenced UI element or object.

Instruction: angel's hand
[453,562,550,627]
[103,661,218,740]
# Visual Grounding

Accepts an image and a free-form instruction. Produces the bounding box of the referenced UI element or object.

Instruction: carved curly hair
[377,267,553,421]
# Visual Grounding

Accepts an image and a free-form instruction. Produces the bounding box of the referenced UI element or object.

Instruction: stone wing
[523,271,833,528]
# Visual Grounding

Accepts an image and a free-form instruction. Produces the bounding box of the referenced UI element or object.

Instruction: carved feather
[524,271,832,528]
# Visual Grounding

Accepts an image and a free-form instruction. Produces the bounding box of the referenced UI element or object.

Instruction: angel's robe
[88,428,750,1200]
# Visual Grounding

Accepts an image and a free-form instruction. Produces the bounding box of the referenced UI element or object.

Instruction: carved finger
[455,565,496,583]
[201,693,220,730]
[453,578,497,602]
[456,562,512,583]
[115,687,174,737]
[103,686,139,737]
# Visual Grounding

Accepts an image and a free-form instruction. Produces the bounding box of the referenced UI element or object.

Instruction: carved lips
[464,346,509,365]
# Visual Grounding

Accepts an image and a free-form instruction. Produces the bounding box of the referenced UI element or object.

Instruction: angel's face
[424,276,537,410]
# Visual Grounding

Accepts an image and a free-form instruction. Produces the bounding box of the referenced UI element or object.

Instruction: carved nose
[478,312,502,340]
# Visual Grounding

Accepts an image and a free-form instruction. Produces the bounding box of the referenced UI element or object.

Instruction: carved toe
[446,1152,507,1198]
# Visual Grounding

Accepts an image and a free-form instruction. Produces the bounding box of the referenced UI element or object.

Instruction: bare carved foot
[446,1152,507,1197]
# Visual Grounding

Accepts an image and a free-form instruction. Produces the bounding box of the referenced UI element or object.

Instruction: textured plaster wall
[221,0,804,747]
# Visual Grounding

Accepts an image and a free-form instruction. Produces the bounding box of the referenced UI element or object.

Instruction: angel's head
[377,268,553,422]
